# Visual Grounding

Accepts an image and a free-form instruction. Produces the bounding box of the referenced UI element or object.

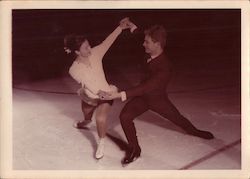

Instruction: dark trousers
[120,94,199,148]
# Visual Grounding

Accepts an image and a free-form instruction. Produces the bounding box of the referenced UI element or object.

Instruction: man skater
[98,20,214,165]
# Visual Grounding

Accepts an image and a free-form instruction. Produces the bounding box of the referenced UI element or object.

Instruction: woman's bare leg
[94,103,111,159]
[95,103,111,138]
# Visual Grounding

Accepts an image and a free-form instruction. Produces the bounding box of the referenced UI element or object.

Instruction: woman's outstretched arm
[94,17,132,58]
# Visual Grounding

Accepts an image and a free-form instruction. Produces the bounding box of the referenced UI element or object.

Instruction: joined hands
[97,90,121,100]
[119,17,137,32]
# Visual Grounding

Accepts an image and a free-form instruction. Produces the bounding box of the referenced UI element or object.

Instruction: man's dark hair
[144,25,167,49]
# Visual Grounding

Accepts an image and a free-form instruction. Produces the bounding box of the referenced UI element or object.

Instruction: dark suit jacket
[125,52,173,99]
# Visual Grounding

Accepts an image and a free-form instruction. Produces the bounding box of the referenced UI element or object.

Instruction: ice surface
[13,76,241,170]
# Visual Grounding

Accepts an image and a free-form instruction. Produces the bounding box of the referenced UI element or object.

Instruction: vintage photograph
[1,1,249,179]
[12,8,241,169]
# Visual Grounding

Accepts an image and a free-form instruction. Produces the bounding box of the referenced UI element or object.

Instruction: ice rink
[13,70,241,170]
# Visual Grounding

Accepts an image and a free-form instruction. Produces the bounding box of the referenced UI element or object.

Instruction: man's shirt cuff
[130,24,138,33]
[120,91,127,101]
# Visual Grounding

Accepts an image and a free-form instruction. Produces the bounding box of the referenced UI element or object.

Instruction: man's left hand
[98,90,121,100]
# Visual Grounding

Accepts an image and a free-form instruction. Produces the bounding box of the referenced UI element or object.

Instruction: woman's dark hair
[63,34,87,55]
[144,25,167,49]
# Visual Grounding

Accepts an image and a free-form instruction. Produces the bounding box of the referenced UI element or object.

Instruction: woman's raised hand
[119,17,131,30]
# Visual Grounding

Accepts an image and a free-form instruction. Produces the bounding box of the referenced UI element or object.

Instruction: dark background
[12,9,241,91]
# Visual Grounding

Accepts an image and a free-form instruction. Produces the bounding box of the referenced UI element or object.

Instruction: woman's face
[76,40,91,57]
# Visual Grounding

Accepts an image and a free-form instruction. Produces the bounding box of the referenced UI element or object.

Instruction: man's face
[143,35,159,55]
[75,40,91,57]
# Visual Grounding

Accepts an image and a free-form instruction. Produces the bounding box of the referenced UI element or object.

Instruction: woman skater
[63,18,131,159]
